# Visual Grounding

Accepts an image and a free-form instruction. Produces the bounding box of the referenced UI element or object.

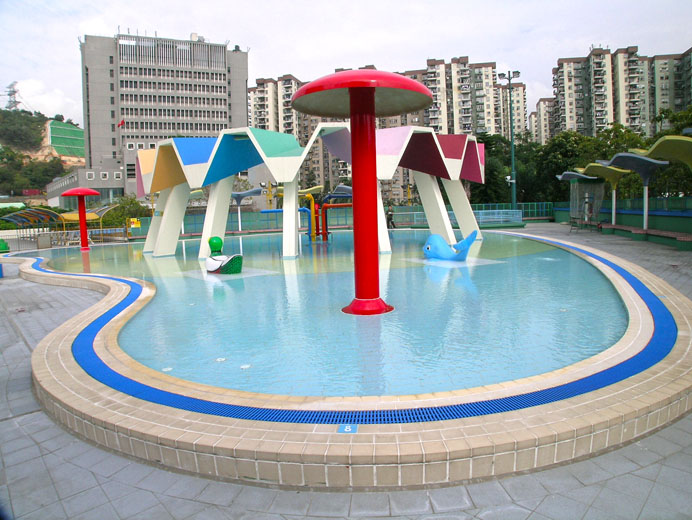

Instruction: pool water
[34,230,628,397]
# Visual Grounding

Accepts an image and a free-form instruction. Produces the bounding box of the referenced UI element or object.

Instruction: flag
[117,119,125,128]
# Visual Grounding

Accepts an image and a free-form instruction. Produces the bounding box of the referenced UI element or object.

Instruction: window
[137,143,144,150]
[127,143,135,150]
[149,143,156,149]
[109,56,113,64]
[112,138,116,145]
[110,97,115,105]
[114,171,122,180]
[110,69,114,78]
[86,171,95,180]
[101,172,109,180]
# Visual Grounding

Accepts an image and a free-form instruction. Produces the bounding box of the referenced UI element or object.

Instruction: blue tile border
[28,237,677,424]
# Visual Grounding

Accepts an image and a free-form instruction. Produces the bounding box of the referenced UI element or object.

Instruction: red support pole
[342,87,393,315]
[77,196,90,251]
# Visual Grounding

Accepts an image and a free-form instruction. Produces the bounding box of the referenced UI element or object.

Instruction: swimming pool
[34,230,627,397]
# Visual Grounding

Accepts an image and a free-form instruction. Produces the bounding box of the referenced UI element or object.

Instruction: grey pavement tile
[636,436,682,458]
[6,471,53,496]
[637,501,690,520]
[534,495,588,520]
[632,463,662,482]
[589,486,646,520]
[500,475,549,501]
[70,446,112,470]
[187,506,231,520]
[428,486,472,513]
[591,452,640,476]
[655,465,692,493]
[466,481,512,508]
[305,492,351,517]
[232,513,286,520]
[162,474,210,500]
[127,467,184,494]
[110,488,160,518]
[642,482,692,517]
[70,502,119,520]
[656,425,692,447]
[110,460,155,485]
[417,514,473,520]
[566,460,613,486]
[4,456,46,484]
[557,484,602,506]
[49,463,99,499]
[195,481,241,507]
[8,483,60,519]
[475,503,532,520]
[267,490,311,515]
[532,467,584,494]
[124,502,175,520]
[389,490,433,515]
[96,478,136,501]
[525,513,552,520]
[158,495,207,520]
[516,498,542,511]
[88,453,131,478]
[13,501,67,520]
[618,443,663,467]
[348,493,390,517]
[0,436,35,455]
[3,445,41,467]
[61,486,110,518]
[39,433,75,454]
[224,485,275,512]
[660,451,692,474]
[603,473,654,499]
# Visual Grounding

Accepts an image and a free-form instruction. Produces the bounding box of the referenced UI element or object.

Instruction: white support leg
[376,183,391,253]
[441,178,482,240]
[198,177,233,259]
[612,189,617,225]
[282,178,299,258]
[153,183,190,257]
[412,170,455,244]
[143,188,170,253]
[643,185,649,230]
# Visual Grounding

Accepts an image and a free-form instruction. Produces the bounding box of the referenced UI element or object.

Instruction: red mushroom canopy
[292,69,433,118]
[61,187,101,197]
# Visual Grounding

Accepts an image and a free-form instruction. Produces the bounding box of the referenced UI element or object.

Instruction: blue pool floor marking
[30,236,679,425]
[338,424,359,433]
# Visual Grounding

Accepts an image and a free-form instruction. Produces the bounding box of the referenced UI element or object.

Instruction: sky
[1,0,691,127]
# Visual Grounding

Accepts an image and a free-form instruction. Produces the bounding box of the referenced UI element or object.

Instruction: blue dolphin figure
[423,230,478,262]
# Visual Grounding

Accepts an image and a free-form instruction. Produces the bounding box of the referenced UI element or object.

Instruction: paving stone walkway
[1,223,691,519]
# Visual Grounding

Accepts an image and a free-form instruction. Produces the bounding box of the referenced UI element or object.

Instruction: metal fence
[0,227,127,252]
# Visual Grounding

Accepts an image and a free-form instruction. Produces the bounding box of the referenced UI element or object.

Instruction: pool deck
[2,222,692,519]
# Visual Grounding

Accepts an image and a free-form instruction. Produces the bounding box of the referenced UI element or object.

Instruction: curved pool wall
[8,232,692,489]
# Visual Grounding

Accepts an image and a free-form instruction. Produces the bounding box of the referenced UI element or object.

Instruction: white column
[198,177,233,259]
[143,188,170,253]
[376,182,392,253]
[643,185,649,230]
[282,178,299,258]
[412,170,455,244]
[612,189,617,225]
[441,178,482,240]
[153,182,190,257]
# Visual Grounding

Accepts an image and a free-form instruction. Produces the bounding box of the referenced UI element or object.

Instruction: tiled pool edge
[5,239,692,489]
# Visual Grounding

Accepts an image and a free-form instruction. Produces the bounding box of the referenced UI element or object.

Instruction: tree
[0,109,46,150]
[101,195,152,227]
[652,105,692,138]
[53,114,65,122]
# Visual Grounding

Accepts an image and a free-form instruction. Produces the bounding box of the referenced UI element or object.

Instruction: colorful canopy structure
[596,153,669,229]
[0,207,63,227]
[632,135,692,170]
[139,124,486,260]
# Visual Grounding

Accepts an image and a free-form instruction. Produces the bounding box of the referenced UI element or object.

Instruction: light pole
[498,70,520,209]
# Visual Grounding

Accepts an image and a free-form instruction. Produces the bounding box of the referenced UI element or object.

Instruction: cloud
[14,79,82,121]
[2,0,692,128]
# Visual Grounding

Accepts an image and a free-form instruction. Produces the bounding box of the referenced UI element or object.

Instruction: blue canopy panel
[172,137,217,166]
[203,134,265,186]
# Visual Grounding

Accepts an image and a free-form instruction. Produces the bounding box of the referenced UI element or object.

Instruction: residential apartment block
[545,44,692,142]
[47,32,248,208]
[248,57,527,203]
